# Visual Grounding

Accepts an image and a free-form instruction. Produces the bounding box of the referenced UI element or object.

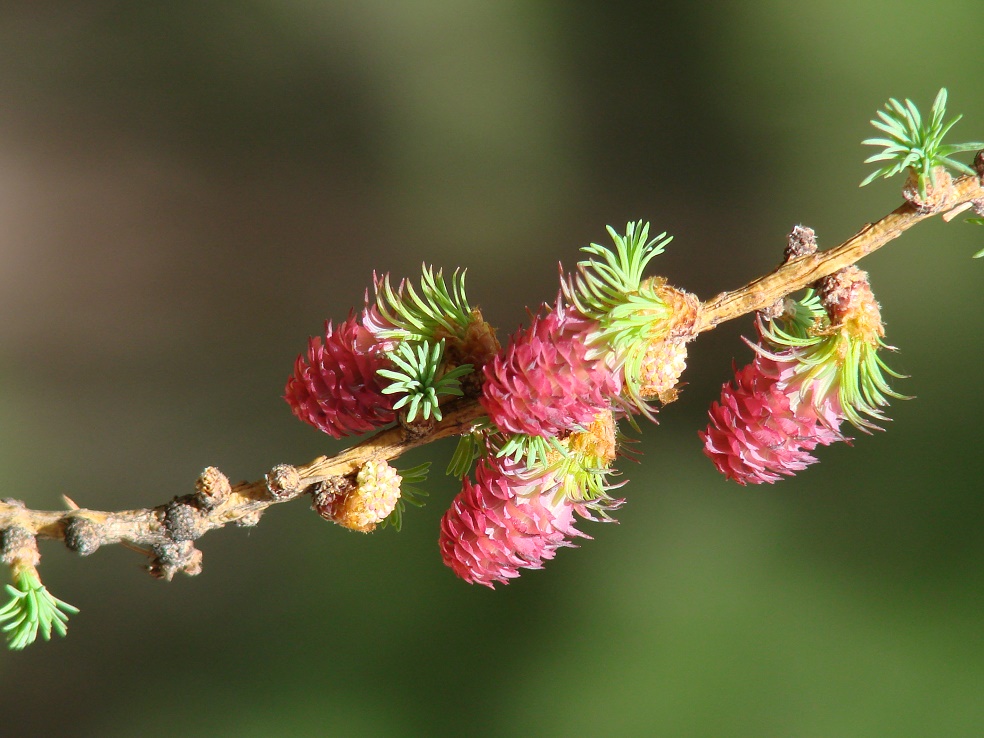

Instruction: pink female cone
[700,354,846,485]
[481,306,619,437]
[440,459,589,588]
[284,315,396,438]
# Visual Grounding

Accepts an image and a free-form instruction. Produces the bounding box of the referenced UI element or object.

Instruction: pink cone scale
[284,315,396,438]
[480,305,620,437]
[439,459,589,588]
[359,302,401,353]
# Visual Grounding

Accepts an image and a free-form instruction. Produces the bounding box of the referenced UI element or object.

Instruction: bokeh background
[1,2,982,736]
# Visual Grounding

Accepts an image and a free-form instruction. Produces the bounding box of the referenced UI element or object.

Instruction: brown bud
[400,413,436,439]
[63,516,101,556]
[784,225,817,261]
[265,464,302,501]
[195,466,231,510]
[758,298,787,322]
[1,526,39,568]
[163,500,204,542]
[148,541,203,581]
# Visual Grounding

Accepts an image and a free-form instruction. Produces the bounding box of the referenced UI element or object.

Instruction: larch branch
[1,172,981,570]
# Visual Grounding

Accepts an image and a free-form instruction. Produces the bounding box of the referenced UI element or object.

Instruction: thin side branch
[697,174,984,331]
[0,401,486,550]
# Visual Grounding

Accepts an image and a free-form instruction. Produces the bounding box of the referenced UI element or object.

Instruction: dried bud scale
[758,299,787,322]
[902,167,957,212]
[233,509,264,528]
[567,410,618,467]
[434,309,501,372]
[462,311,502,366]
[651,282,702,339]
[399,413,437,440]
[816,266,884,339]
[310,478,350,521]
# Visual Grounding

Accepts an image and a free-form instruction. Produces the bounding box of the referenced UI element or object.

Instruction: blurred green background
[1,2,982,736]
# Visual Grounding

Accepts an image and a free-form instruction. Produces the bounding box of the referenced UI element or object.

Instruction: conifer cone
[700,355,847,485]
[284,315,396,438]
[480,306,619,437]
[439,459,589,588]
